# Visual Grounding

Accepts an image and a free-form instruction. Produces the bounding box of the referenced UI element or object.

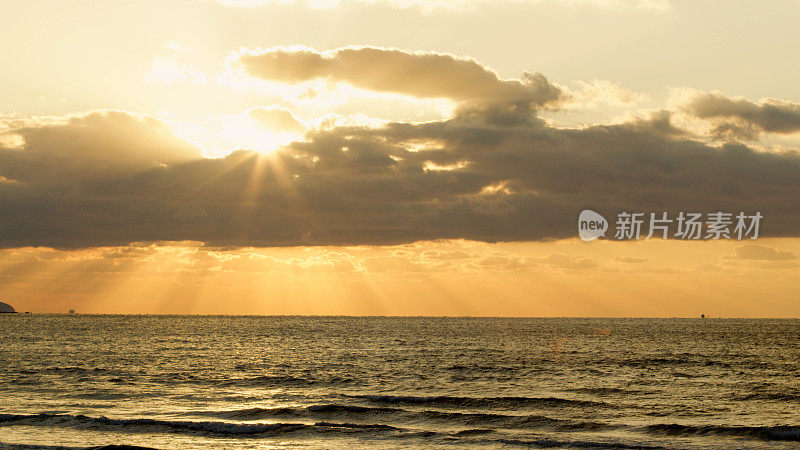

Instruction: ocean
[0,315,798,449]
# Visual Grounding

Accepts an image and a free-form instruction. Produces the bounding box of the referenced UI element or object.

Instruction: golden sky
[1,0,799,316]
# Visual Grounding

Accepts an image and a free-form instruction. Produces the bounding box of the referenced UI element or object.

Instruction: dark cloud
[2,55,800,249]
[682,91,800,140]
[621,110,685,137]
[0,110,201,187]
[1,105,799,249]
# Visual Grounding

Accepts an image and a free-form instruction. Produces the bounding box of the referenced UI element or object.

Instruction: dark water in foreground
[0,316,798,449]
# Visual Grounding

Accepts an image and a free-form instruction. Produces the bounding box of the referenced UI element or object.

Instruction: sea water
[1,315,798,448]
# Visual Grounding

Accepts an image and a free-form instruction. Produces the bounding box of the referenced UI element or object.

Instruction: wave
[645,423,800,441]
[71,392,132,400]
[0,413,312,436]
[565,387,641,395]
[420,409,616,432]
[733,392,800,402]
[0,413,438,438]
[221,375,318,387]
[196,404,403,420]
[191,403,617,432]
[42,366,109,374]
[0,411,642,449]
[190,405,800,441]
[86,446,158,450]
[314,421,399,430]
[620,358,694,368]
[489,438,665,449]
[211,374,357,388]
[307,404,402,414]
[453,428,494,436]
[187,403,405,420]
[345,394,606,409]
[3,412,796,444]
[0,444,158,450]
[0,412,515,442]
[71,372,359,388]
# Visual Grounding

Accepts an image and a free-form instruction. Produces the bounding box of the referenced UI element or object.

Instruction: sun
[167,113,304,158]
[218,118,302,155]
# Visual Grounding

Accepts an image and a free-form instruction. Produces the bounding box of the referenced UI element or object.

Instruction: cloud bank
[1,48,799,249]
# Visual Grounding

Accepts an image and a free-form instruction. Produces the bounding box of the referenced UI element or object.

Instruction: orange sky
[2,238,797,317]
[1,0,799,316]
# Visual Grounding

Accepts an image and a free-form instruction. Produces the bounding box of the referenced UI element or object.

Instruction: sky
[1,0,799,316]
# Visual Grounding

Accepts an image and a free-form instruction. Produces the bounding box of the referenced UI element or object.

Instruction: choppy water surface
[0,316,798,449]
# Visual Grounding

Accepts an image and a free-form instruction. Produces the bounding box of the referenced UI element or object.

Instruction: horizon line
[5,313,799,319]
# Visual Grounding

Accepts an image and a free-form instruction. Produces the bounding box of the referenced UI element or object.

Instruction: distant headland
[0,301,16,313]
